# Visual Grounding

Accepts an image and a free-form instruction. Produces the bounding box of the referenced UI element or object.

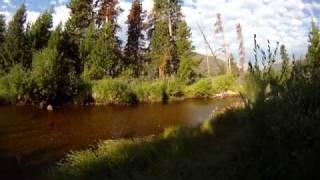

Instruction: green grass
[184,74,239,98]
[50,92,320,180]
[92,79,137,105]
[49,107,251,180]
[90,75,240,105]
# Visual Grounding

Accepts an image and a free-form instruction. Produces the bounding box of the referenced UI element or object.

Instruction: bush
[31,48,82,104]
[185,78,213,98]
[211,74,237,93]
[177,57,200,85]
[185,75,238,98]
[0,64,32,103]
[131,80,166,103]
[92,79,137,105]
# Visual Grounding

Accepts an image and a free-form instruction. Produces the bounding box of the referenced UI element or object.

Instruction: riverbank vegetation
[0,0,241,107]
[50,22,320,179]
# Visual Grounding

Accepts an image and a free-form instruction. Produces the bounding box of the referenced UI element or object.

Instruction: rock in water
[40,101,46,109]
[47,105,54,111]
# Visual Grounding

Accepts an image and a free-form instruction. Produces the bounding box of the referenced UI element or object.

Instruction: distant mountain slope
[192,53,227,76]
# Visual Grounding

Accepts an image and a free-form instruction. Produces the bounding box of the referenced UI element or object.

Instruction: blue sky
[1,0,320,62]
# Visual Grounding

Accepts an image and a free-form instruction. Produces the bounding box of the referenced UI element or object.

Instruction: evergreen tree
[176,20,193,59]
[64,0,94,74]
[84,22,121,80]
[0,14,5,43]
[124,0,145,76]
[65,0,94,37]
[306,21,320,67]
[28,10,53,50]
[149,20,172,77]
[2,4,31,70]
[0,14,6,73]
[95,0,121,27]
[79,23,97,63]
[280,44,290,81]
[148,0,184,77]
[32,25,80,104]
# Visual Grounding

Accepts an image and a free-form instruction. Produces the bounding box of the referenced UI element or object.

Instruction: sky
[1,0,320,62]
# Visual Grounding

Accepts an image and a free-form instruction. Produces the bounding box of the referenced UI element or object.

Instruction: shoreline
[0,91,241,109]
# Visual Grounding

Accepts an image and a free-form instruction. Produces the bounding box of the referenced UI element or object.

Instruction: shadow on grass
[50,99,320,180]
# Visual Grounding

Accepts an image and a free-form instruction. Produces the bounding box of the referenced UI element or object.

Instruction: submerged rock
[47,105,54,111]
[40,101,47,109]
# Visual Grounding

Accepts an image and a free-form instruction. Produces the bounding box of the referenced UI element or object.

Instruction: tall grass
[90,75,239,105]
[184,74,238,98]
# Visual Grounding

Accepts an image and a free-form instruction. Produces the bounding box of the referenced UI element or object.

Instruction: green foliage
[0,64,32,103]
[84,22,121,80]
[149,20,172,76]
[65,0,94,37]
[52,24,320,180]
[28,10,53,50]
[124,0,144,76]
[176,20,193,59]
[92,79,137,105]
[0,14,6,74]
[243,35,279,105]
[185,75,237,98]
[79,23,97,62]
[1,4,31,70]
[177,57,200,84]
[306,21,320,66]
[131,80,166,102]
[279,44,291,83]
[31,26,81,104]
[0,14,5,43]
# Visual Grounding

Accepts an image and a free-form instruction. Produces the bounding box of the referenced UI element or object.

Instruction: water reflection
[0,98,238,168]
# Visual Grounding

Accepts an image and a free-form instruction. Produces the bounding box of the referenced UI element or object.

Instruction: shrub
[177,57,200,85]
[92,79,136,105]
[0,64,32,103]
[184,78,213,98]
[211,74,237,93]
[31,48,82,104]
[131,80,166,103]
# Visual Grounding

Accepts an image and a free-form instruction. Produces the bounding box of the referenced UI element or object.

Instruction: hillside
[193,53,227,76]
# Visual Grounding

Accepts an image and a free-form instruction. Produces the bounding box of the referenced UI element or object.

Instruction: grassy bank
[90,75,240,105]
[0,74,240,106]
[50,89,320,180]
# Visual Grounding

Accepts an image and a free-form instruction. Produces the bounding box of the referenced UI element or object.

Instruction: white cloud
[27,11,40,24]
[52,5,70,28]
[2,0,320,63]
[180,0,317,63]
[3,0,11,5]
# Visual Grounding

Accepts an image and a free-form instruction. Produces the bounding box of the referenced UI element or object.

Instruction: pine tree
[64,0,94,74]
[84,22,121,80]
[124,0,145,76]
[28,10,53,50]
[0,14,6,73]
[148,0,184,77]
[95,0,122,27]
[80,23,97,63]
[2,4,31,70]
[149,20,172,77]
[0,14,5,43]
[306,21,320,67]
[176,20,193,59]
[32,25,80,104]
[65,0,94,37]
[280,44,290,80]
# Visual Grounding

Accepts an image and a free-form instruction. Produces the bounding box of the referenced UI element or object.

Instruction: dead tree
[214,13,231,74]
[237,23,245,72]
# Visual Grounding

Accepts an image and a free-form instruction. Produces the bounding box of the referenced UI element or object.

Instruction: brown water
[0,98,238,177]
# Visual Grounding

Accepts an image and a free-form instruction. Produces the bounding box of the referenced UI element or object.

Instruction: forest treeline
[0,0,208,106]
